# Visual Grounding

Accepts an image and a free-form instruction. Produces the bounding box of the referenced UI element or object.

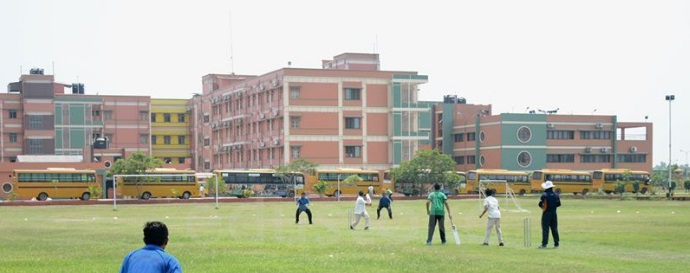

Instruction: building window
[547,130,574,139]
[517,126,531,143]
[517,151,532,167]
[9,156,17,162]
[150,113,156,122]
[9,133,18,143]
[164,113,171,122]
[290,86,301,99]
[467,132,476,141]
[453,133,464,142]
[580,131,612,140]
[164,136,171,144]
[546,154,575,163]
[140,111,148,121]
[479,131,486,142]
[9,109,18,119]
[479,155,486,166]
[345,117,361,129]
[140,134,148,144]
[178,157,185,164]
[178,114,185,122]
[27,139,43,154]
[467,155,476,165]
[290,116,301,129]
[344,88,361,100]
[345,146,362,157]
[203,114,210,123]
[92,110,100,117]
[291,146,301,159]
[104,111,113,120]
[453,156,465,164]
[204,137,210,147]
[151,135,157,144]
[27,115,42,130]
[178,136,186,144]
[581,154,612,163]
[616,154,646,163]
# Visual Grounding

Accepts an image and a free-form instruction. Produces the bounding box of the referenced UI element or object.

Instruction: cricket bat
[451,219,461,245]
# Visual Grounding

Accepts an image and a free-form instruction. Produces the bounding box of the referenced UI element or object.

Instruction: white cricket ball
[671,211,675,214]
[616,210,621,213]
[328,214,333,217]
[24,218,28,221]
[636,211,639,214]
[165,216,169,219]
[113,217,118,220]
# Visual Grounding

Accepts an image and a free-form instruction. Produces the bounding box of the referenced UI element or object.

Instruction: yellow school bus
[8,168,99,201]
[463,169,530,195]
[309,169,382,197]
[591,169,651,194]
[531,169,593,195]
[120,168,199,200]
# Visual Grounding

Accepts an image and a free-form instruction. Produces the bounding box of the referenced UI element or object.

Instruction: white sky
[1,0,688,166]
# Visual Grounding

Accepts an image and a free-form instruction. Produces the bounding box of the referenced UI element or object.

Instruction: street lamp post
[666,95,675,197]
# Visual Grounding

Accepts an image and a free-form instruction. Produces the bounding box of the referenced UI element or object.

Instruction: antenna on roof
[229,11,235,75]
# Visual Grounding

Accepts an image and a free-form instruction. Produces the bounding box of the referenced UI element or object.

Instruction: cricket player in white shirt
[479,188,505,246]
[350,191,370,230]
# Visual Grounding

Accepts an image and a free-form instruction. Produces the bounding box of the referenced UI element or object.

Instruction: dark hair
[434,183,441,190]
[143,221,168,246]
[485,188,494,196]
[358,190,364,196]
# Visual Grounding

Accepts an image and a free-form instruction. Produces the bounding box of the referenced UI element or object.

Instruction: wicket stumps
[523,217,531,246]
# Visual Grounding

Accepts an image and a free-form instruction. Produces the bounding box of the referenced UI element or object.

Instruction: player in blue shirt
[120,221,182,273]
[295,192,313,224]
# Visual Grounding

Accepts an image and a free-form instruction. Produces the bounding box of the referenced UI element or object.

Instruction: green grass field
[1,197,688,273]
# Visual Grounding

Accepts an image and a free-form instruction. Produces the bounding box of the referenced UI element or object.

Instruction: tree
[205,175,227,196]
[391,149,457,193]
[275,159,318,197]
[107,152,163,198]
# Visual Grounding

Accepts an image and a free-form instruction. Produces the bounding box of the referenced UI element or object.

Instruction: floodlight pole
[666,95,675,198]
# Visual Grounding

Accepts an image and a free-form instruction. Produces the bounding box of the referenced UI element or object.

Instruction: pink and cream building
[190,53,432,171]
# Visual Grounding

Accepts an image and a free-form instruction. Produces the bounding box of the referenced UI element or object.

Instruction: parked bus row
[461,168,652,196]
[2,167,651,201]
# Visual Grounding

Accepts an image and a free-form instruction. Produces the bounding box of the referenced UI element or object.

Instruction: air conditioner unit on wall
[273,139,279,145]
[595,122,603,129]
[585,147,592,153]
[630,146,638,153]
[547,123,555,129]
[600,147,610,153]
[273,110,279,117]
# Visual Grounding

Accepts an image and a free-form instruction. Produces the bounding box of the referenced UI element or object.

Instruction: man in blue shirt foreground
[120,221,182,273]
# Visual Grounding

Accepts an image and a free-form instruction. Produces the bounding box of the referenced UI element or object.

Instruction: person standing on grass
[120,221,182,273]
[199,184,205,198]
[426,183,452,245]
[538,180,561,249]
[377,191,393,219]
[479,188,504,246]
[350,190,370,230]
[365,191,373,206]
[295,192,313,225]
